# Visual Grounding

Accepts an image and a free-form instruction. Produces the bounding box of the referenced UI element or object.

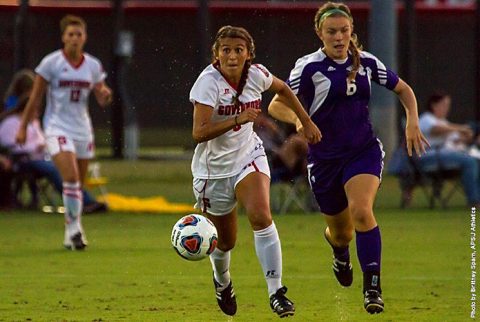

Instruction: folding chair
[392,147,462,209]
[269,156,319,215]
[270,175,311,214]
[10,153,60,210]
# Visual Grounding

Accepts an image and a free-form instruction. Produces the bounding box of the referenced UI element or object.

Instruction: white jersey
[189,63,273,179]
[35,49,106,141]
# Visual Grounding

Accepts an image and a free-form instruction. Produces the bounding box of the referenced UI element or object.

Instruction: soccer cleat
[324,229,353,287]
[64,226,88,250]
[64,232,87,250]
[364,290,384,314]
[70,232,87,250]
[332,257,353,287]
[269,286,295,318]
[213,277,237,316]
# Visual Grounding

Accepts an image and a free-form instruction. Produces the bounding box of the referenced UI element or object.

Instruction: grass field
[0,158,475,321]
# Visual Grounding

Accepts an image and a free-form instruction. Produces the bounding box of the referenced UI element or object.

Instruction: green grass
[95,127,194,149]
[0,158,475,321]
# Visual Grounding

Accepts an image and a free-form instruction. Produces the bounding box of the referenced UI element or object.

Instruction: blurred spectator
[3,69,35,111]
[417,92,480,206]
[253,113,308,182]
[0,95,107,213]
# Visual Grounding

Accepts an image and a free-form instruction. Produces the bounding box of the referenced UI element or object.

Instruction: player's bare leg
[236,172,294,318]
[324,208,354,287]
[207,210,238,316]
[52,152,86,250]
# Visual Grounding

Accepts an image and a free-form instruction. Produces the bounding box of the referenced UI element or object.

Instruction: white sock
[63,182,83,236]
[210,248,231,290]
[254,222,283,296]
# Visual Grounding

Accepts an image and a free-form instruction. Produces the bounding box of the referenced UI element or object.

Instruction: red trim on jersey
[201,179,209,214]
[64,193,81,199]
[58,136,66,152]
[62,50,85,69]
[251,161,259,172]
[212,63,239,91]
[252,64,270,78]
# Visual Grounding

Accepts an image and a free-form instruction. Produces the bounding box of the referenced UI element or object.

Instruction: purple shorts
[308,140,384,215]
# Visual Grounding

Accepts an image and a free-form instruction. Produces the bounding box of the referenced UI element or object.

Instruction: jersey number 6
[346,81,357,96]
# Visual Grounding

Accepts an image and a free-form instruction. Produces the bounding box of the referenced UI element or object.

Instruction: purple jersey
[287,49,399,161]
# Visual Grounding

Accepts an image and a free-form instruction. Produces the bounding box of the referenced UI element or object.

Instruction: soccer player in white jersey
[268,1,429,315]
[16,15,112,250]
[190,25,320,318]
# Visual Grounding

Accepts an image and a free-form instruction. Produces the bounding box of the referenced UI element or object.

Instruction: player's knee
[217,240,236,252]
[246,209,272,231]
[349,203,374,225]
[331,229,353,246]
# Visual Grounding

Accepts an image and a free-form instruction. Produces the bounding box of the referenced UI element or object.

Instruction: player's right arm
[15,75,47,145]
[268,94,303,131]
[268,56,312,135]
[192,102,259,143]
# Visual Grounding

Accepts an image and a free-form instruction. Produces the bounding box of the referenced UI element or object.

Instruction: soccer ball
[171,214,218,261]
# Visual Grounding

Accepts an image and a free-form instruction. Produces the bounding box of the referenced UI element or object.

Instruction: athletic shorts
[45,135,95,159]
[193,154,270,216]
[308,140,384,215]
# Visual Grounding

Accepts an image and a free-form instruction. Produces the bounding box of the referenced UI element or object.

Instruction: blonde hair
[211,25,255,107]
[60,14,87,34]
[314,2,363,82]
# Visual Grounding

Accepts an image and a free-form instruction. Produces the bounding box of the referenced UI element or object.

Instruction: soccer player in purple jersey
[269,1,429,314]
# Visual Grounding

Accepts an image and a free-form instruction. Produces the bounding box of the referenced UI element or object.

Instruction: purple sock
[356,226,382,291]
[332,245,350,262]
[356,226,382,273]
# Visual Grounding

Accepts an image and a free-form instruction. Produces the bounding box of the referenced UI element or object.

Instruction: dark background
[0,1,476,138]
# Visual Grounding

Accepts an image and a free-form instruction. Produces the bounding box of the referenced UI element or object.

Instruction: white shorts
[193,154,271,216]
[45,135,95,159]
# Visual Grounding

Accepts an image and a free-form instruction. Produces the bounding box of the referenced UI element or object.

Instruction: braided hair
[314,2,363,83]
[212,25,256,107]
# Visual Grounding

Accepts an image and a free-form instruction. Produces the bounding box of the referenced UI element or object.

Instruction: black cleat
[364,290,384,314]
[270,286,295,318]
[324,229,352,287]
[66,232,87,250]
[332,257,353,287]
[213,277,237,316]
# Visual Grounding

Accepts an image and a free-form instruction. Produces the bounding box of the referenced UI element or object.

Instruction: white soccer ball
[171,214,218,261]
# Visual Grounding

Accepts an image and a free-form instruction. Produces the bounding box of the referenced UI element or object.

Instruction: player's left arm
[393,78,430,156]
[93,81,113,107]
[268,76,321,144]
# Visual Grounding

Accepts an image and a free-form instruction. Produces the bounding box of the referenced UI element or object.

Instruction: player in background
[190,25,321,318]
[268,1,428,314]
[16,15,112,250]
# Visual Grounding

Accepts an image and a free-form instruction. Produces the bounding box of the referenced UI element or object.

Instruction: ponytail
[347,33,363,82]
